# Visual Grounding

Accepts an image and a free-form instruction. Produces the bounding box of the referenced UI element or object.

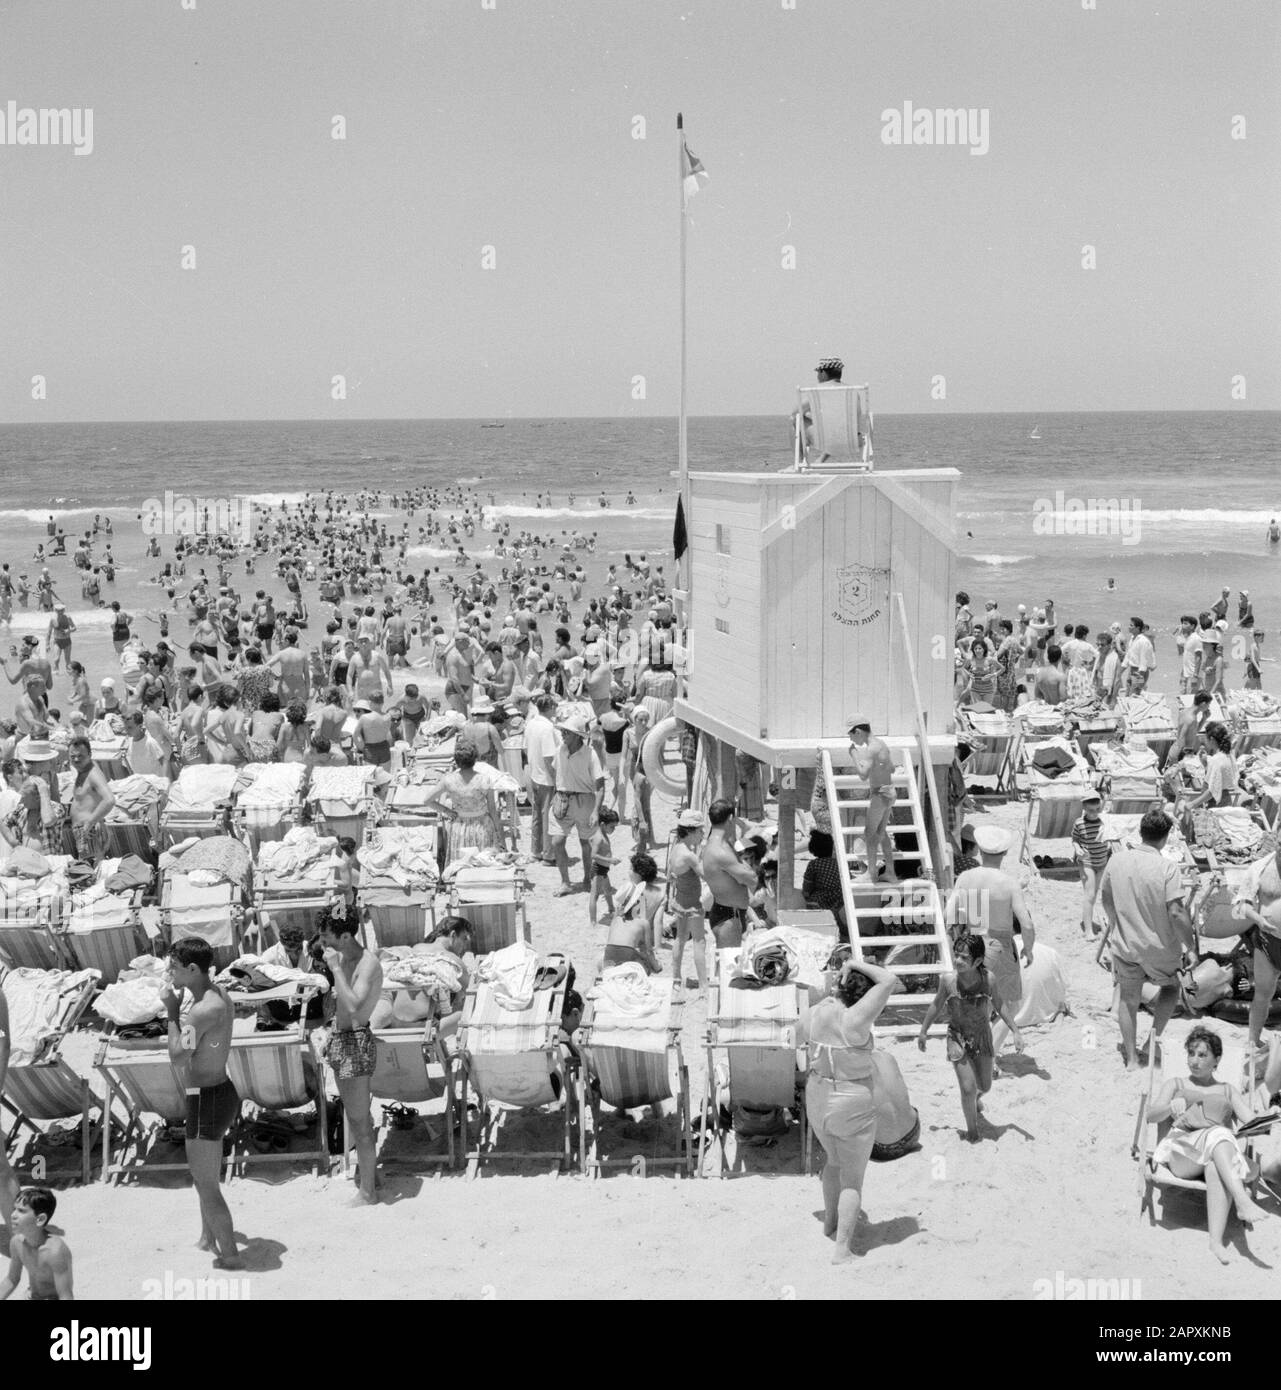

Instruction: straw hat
[16,735,58,763]
[556,713,589,738]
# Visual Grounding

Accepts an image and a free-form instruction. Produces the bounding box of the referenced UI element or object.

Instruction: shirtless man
[0,1188,74,1300]
[442,630,475,715]
[2,637,52,693]
[164,936,243,1268]
[67,735,115,863]
[13,675,49,738]
[1164,691,1212,773]
[946,824,1036,1047]
[320,906,383,1205]
[1231,841,1281,1068]
[269,627,310,705]
[701,798,757,948]
[347,634,392,707]
[848,716,899,885]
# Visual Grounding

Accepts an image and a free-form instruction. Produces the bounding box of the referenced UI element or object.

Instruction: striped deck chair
[1,971,101,1185]
[253,864,338,947]
[448,866,528,957]
[701,949,804,1175]
[794,383,873,470]
[961,708,1015,795]
[95,1031,191,1183]
[160,764,239,847]
[1071,712,1120,761]
[64,890,150,985]
[161,872,244,972]
[1133,1026,1261,1224]
[0,891,67,972]
[1225,692,1281,756]
[231,762,308,855]
[360,827,439,949]
[381,779,443,832]
[578,977,690,1175]
[455,978,575,1175]
[1090,743,1161,815]
[308,766,378,844]
[224,1011,328,1178]
[341,1023,453,1173]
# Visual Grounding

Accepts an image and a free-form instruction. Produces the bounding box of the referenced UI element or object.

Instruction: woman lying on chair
[1148,1026,1269,1264]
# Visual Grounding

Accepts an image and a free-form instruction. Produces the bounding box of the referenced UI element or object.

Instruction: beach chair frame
[94,1027,193,1184]
[453,981,577,1176]
[577,984,691,1176]
[447,873,529,958]
[61,890,150,986]
[340,1023,455,1174]
[159,872,247,973]
[0,902,69,972]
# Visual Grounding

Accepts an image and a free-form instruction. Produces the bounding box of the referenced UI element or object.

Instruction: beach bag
[733,1103,788,1142]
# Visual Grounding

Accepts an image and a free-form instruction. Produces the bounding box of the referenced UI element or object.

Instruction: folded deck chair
[1019,738,1093,866]
[0,969,101,1184]
[701,948,804,1175]
[448,865,528,957]
[161,872,245,973]
[223,1007,328,1178]
[793,384,873,471]
[341,1022,453,1173]
[578,971,690,1175]
[1133,1026,1259,1224]
[360,827,440,949]
[455,976,575,1175]
[1091,743,1161,815]
[962,708,1015,794]
[307,765,378,843]
[95,1029,191,1183]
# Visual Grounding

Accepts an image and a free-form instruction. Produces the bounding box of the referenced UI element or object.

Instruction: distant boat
[1029,426,1041,440]
[481,422,505,429]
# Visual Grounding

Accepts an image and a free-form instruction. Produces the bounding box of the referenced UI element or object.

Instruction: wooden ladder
[819,746,953,1032]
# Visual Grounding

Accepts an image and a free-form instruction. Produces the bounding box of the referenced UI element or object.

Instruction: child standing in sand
[0,1187,75,1300]
[588,807,619,924]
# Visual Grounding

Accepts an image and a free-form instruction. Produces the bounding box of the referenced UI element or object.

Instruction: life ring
[641,717,686,801]
[1208,996,1281,1026]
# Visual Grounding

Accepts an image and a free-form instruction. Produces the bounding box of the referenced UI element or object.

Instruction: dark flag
[673,494,688,561]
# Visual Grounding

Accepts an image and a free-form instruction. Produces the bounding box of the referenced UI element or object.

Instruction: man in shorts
[1099,807,1195,1071]
[701,798,757,948]
[164,936,243,1268]
[320,906,383,1204]
[550,713,604,897]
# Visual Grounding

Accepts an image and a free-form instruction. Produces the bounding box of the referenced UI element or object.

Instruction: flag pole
[677,112,690,620]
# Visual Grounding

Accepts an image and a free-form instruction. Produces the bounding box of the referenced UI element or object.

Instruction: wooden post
[776,776,801,908]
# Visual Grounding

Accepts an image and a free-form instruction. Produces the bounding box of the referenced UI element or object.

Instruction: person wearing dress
[421,737,504,862]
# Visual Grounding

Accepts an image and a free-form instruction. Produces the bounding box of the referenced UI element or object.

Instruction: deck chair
[308,765,379,843]
[1090,742,1161,814]
[960,708,1015,796]
[1133,1026,1260,1224]
[0,871,69,971]
[160,764,239,847]
[341,1022,454,1173]
[0,969,101,1185]
[360,826,439,949]
[223,1005,328,1178]
[700,948,805,1175]
[1019,737,1093,870]
[161,869,246,973]
[95,1029,191,1183]
[64,886,152,985]
[1226,691,1281,756]
[793,384,873,471]
[447,865,528,957]
[454,977,575,1175]
[232,762,307,856]
[1118,694,1177,766]
[577,973,690,1175]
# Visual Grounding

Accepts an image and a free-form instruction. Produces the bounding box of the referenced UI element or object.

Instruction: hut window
[715,524,731,555]
[714,618,730,634]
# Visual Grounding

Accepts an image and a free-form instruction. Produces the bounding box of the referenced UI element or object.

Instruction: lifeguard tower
[673,379,960,1021]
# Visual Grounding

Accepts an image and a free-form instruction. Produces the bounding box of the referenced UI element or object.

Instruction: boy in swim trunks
[0,1187,73,1300]
[587,807,619,925]
[320,906,383,1205]
[164,936,243,1268]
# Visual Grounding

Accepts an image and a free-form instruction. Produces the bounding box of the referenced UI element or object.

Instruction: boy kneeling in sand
[0,1187,74,1300]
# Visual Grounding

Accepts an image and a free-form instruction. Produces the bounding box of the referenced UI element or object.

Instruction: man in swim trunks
[67,735,115,864]
[848,716,899,884]
[320,906,383,1205]
[164,935,243,1268]
[701,798,757,948]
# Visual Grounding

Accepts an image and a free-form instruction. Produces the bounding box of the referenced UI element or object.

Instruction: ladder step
[857,934,947,948]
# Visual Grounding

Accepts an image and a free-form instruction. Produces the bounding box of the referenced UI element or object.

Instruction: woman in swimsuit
[203,684,247,766]
[602,852,664,973]
[276,701,311,763]
[798,956,903,1262]
[1148,1025,1270,1263]
[352,695,394,767]
[245,692,284,764]
[918,933,1024,1142]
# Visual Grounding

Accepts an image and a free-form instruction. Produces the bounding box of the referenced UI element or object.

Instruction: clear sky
[1,0,1277,420]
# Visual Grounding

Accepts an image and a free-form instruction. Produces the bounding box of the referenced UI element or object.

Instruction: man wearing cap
[1099,807,1195,1071]
[945,824,1036,1023]
[848,717,899,885]
[549,712,604,896]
